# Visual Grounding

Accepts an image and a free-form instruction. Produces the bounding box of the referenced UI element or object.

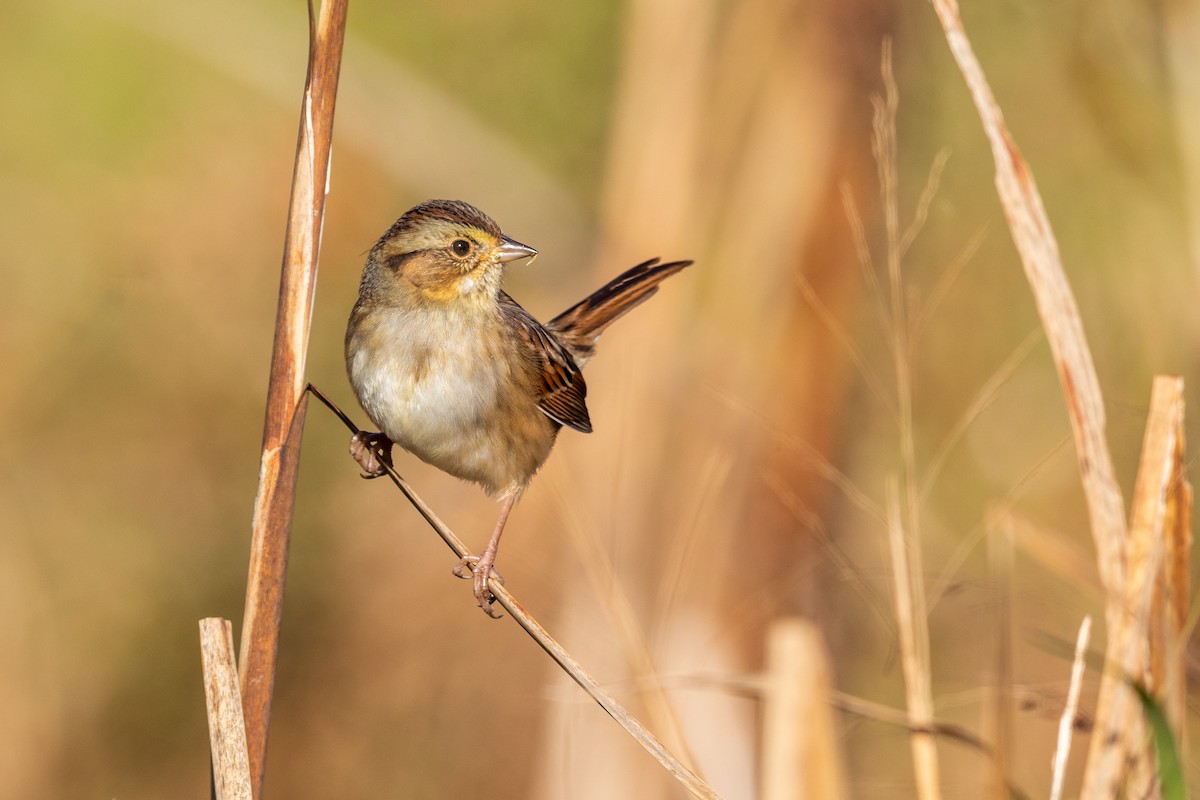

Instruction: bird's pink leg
[453,494,516,618]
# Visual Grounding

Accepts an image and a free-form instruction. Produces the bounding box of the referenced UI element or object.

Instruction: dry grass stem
[1050,615,1092,800]
[796,274,897,422]
[714,390,886,524]
[308,387,721,800]
[546,470,704,775]
[662,671,1013,774]
[1007,513,1100,594]
[237,2,347,796]
[986,512,1014,799]
[1082,375,1190,798]
[200,618,253,800]
[872,41,942,800]
[654,450,732,631]
[929,0,1128,599]
[898,148,952,260]
[913,226,986,337]
[840,185,890,341]
[764,474,894,635]
[927,436,1073,612]
[919,328,1042,502]
[886,480,942,800]
[494,588,721,800]
[761,620,847,800]
[921,434,1075,609]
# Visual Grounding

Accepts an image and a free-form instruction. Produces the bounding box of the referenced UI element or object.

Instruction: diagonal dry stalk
[306,385,723,800]
[927,0,1128,596]
[1084,376,1190,798]
[236,2,347,797]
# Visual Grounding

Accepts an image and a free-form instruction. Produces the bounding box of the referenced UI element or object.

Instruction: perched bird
[345,199,692,616]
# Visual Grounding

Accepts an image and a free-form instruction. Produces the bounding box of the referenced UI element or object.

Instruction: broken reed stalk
[200,619,253,800]
[1083,376,1190,798]
[305,385,722,800]
[237,2,347,797]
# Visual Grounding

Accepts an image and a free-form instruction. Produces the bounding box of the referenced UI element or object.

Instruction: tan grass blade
[928,0,1129,601]
[200,618,253,800]
[1050,615,1092,800]
[1083,375,1189,798]
[874,42,942,800]
[985,513,1014,799]
[886,480,942,800]
[546,469,704,775]
[1007,514,1101,593]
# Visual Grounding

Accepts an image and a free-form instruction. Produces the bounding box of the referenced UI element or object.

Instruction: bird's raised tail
[546,258,693,365]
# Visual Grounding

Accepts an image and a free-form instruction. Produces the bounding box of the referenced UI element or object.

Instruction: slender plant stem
[305,384,723,800]
[237,3,348,797]
[874,41,941,800]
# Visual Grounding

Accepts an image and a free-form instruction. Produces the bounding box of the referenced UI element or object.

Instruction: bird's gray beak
[496,236,538,263]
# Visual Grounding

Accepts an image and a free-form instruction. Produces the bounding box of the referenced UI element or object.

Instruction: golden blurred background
[1,0,1197,797]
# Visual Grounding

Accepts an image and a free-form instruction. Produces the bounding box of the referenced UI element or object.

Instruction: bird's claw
[349,431,393,478]
[453,555,505,618]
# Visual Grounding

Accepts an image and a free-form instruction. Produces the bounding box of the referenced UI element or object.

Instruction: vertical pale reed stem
[201,618,253,800]
[762,619,847,800]
[1049,615,1092,800]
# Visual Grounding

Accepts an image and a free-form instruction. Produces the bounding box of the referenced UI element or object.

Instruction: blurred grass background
[1,0,1197,797]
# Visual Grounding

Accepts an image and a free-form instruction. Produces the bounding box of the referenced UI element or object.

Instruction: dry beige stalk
[929,0,1128,600]
[985,512,1014,800]
[1050,615,1092,800]
[874,43,942,800]
[1083,376,1190,798]
[886,481,942,800]
[762,619,847,800]
[200,618,253,800]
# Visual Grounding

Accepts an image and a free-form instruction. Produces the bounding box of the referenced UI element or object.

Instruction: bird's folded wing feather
[499,293,593,434]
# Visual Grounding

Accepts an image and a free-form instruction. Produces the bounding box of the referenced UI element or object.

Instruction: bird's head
[361,199,537,307]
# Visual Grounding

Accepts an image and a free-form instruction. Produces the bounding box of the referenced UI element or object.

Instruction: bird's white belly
[347,307,509,481]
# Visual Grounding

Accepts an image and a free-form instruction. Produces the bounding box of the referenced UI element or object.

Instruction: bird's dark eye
[451,239,472,258]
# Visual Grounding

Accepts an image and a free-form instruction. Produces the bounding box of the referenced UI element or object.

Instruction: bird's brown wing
[547,258,693,366]
[499,292,592,434]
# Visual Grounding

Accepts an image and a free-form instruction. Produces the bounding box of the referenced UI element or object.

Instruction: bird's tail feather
[547,258,692,364]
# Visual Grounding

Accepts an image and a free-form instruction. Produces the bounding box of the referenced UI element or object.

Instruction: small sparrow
[345,199,692,616]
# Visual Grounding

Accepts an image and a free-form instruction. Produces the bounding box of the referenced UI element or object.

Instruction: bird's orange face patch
[387,220,505,304]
